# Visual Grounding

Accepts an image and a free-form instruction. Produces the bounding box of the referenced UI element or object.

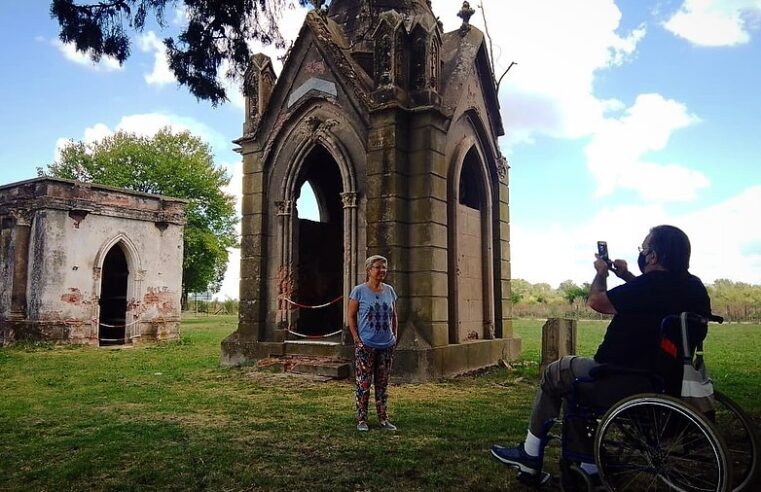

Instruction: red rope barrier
[281,295,343,310]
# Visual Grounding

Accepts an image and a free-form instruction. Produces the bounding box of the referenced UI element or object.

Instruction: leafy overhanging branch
[50,0,311,105]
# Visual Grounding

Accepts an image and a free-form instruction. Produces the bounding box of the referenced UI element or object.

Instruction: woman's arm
[392,304,398,341]
[347,298,361,346]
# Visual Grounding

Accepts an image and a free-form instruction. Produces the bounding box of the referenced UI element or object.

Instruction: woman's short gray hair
[365,255,388,271]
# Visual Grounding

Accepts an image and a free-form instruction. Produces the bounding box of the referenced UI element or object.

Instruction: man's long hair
[649,225,691,275]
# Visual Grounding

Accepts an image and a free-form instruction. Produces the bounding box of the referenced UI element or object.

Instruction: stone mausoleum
[0,177,186,346]
[221,0,520,381]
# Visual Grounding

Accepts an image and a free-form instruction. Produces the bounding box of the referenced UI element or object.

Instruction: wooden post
[541,318,577,373]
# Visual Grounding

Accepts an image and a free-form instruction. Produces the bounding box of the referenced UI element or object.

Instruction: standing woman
[348,255,398,432]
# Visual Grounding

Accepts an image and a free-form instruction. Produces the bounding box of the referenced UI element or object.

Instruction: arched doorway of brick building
[99,244,129,345]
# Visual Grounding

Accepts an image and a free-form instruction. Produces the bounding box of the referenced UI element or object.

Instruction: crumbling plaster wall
[26,208,184,331]
[0,177,186,344]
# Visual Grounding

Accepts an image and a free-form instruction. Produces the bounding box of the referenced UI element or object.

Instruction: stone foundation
[220,335,522,383]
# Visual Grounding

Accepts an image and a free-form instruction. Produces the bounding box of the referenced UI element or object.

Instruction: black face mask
[637,251,648,273]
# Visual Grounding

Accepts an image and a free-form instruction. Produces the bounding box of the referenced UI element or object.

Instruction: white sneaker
[379,420,397,431]
[357,421,369,431]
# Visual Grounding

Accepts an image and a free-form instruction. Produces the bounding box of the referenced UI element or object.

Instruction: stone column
[10,213,32,321]
[275,199,293,339]
[238,145,268,341]
[496,156,511,339]
[340,191,358,344]
[366,109,410,334]
[400,108,450,348]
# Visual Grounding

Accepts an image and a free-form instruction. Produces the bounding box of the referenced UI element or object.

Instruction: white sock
[580,462,598,475]
[523,430,542,457]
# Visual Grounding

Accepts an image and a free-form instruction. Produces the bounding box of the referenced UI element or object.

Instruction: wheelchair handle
[661,312,724,327]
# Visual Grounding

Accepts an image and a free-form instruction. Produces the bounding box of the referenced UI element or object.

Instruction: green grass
[0,316,758,491]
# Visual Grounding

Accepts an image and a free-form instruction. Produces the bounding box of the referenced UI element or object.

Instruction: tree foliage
[511,278,761,322]
[44,128,238,300]
[50,0,311,105]
[706,279,761,321]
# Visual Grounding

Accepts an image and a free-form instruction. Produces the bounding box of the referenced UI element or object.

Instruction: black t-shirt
[594,270,711,371]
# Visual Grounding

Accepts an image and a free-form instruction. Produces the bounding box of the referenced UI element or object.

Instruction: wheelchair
[535,312,758,492]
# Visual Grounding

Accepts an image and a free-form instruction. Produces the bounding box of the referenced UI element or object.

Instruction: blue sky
[1,0,760,300]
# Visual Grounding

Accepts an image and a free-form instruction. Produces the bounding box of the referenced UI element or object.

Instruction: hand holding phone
[597,241,608,261]
[597,241,613,267]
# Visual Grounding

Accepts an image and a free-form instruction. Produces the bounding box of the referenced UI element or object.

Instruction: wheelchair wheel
[595,394,731,491]
[708,391,759,492]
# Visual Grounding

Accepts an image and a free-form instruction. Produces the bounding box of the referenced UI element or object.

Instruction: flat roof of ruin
[0,176,189,203]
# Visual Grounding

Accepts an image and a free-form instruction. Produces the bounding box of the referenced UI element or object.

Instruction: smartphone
[597,241,609,261]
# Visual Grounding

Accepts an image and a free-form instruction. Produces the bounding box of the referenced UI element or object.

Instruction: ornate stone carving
[275,200,293,216]
[376,33,393,87]
[412,35,427,91]
[458,1,475,36]
[429,39,439,89]
[243,66,259,131]
[298,116,339,141]
[497,155,508,183]
[243,54,277,135]
[304,60,326,75]
[340,192,358,209]
[277,264,295,313]
[305,13,374,109]
[305,115,322,132]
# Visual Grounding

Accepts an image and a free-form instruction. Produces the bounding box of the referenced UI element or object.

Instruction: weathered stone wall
[222,1,522,381]
[0,178,185,345]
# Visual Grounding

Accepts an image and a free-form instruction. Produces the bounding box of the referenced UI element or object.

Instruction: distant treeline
[186,279,760,322]
[185,298,239,316]
[511,278,761,322]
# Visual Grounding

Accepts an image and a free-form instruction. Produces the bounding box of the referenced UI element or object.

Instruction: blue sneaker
[490,444,542,475]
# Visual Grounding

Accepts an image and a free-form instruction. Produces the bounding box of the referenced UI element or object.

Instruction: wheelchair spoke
[596,396,729,492]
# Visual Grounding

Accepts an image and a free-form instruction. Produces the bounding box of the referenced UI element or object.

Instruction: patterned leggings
[354,345,394,423]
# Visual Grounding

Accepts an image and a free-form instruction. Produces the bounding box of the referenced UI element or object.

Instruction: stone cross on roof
[457,1,476,36]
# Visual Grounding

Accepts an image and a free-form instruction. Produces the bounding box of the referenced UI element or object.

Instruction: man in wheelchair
[491,225,712,483]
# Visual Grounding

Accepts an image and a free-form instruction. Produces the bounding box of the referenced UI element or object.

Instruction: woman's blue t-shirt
[350,283,397,349]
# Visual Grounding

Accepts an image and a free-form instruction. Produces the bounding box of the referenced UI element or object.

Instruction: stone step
[289,357,352,379]
[256,355,352,379]
[284,339,346,357]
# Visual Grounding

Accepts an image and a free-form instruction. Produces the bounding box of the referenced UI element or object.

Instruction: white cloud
[511,185,761,288]
[216,247,241,301]
[172,5,190,26]
[222,2,311,111]
[663,0,761,47]
[433,0,646,144]
[137,31,175,86]
[52,40,122,72]
[83,123,112,144]
[585,93,708,202]
[215,159,244,301]
[54,113,232,162]
[54,122,114,161]
[221,159,244,216]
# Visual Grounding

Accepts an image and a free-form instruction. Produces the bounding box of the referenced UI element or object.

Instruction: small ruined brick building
[0,177,186,346]
[222,0,520,381]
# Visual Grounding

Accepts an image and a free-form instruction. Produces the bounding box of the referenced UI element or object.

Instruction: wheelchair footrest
[517,470,552,488]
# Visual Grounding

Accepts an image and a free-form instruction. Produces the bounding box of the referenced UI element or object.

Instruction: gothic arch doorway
[451,145,495,343]
[292,145,344,337]
[99,243,129,345]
